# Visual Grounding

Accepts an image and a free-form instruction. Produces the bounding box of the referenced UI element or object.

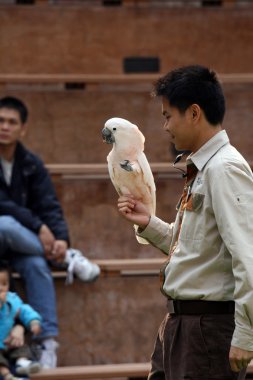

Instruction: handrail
[1,73,253,84]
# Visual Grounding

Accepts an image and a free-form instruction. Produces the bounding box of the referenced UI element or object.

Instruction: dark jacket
[0,142,69,242]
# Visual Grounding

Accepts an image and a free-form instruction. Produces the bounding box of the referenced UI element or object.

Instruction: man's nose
[0,121,10,130]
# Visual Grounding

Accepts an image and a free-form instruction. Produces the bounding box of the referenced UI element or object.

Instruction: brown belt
[167,299,235,315]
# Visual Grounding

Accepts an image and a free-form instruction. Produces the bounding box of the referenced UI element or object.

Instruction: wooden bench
[1,73,253,85]
[29,361,253,380]
[45,162,253,180]
[12,258,165,280]
[30,362,151,380]
[45,162,187,181]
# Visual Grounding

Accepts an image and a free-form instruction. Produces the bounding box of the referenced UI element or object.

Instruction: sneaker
[15,358,41,375]
[39,338,59,369]
[65,249,100,285]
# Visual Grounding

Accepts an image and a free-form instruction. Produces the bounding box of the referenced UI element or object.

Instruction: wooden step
[30,362,151,380]
[1,73,253,85]
[46,161,253,179]
[13,258,166,279]
[30,361,253,380]
[46,162,187,180]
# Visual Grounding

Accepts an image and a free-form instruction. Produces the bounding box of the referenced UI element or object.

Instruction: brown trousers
[0,345,32,369]
[148,313,247,380]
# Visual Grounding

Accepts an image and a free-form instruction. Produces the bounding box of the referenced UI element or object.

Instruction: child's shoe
[15,357,41,375]
[65,249,100,284]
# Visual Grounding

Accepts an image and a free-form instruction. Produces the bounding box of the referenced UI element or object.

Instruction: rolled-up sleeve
[137,215,174,255]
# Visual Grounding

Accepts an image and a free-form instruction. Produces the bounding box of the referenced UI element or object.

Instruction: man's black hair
[153,65,225,125]
[0,96,29,124]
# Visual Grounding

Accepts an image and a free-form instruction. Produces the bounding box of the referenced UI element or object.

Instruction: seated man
[0,96,100,369]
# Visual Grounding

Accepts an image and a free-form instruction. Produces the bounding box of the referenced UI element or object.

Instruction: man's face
[162,97,196,152]
[0,271,9,307]
[0,108,26,146]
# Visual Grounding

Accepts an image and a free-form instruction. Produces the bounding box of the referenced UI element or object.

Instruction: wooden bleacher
[30,362,151,380]
[13,258,166,280]
[29,361,253,380]
[8,71,253,367]
[2,0,253,374]
[0,3,253,77]
[1,73,253,84]
[14,256,167,367]
[30,363,151,380]
[1,72,253,168]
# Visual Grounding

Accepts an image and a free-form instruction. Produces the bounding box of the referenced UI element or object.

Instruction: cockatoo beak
[102,127,115,144]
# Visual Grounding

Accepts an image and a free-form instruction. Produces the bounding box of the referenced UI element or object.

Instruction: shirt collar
[187,130,229,171]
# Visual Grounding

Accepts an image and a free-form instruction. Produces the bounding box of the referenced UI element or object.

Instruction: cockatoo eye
[113,127,117,131]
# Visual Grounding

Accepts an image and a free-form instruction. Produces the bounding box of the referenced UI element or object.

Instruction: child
[0,261,42,380]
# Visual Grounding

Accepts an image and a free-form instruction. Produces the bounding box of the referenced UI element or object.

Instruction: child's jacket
[0,291,42,349]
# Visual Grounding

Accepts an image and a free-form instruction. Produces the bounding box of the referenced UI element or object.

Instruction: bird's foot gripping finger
[120,160,133,172]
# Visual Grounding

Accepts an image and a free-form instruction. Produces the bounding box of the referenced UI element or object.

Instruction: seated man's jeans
[0,216,58,339]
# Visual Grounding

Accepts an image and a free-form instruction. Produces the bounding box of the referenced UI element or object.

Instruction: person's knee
[0,215,18,233]
[23,256,50,272]
[0,216,19,251]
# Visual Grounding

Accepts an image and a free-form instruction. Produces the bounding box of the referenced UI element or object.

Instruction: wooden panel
[0,6,253,74]
[0,81,252,164]
[16,274,167,366]
[51,176,182,259]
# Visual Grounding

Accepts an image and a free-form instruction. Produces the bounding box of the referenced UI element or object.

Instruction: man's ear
[191,104,201,123]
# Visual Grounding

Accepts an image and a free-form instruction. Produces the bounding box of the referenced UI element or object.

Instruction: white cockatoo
[102,117,156,244]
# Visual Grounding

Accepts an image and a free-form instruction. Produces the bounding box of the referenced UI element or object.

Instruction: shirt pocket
[179,192,205,241]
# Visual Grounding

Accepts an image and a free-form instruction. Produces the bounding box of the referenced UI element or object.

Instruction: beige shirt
[138,130,253,351]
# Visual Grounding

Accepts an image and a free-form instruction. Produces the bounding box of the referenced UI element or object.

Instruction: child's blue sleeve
[19,303,42,328]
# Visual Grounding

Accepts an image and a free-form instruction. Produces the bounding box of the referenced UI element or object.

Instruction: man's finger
[230,359,241,372]
[230,358,250,373]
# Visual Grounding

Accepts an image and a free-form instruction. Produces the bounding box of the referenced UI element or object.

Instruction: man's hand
[4,324,25,348]
[52,240,68,263]
[229,346,253,372]
[117,195,150,230]
[39,224,55,259]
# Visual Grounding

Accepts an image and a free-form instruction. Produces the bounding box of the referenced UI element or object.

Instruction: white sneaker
[15,358,41,375]
[65,249,100,285]
[39,338,59,369]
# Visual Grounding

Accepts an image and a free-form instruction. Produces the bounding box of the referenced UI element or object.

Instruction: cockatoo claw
[120,160,133,172]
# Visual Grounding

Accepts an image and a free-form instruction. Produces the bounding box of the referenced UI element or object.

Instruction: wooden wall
[0,82,252,165]
[0,5,253,74]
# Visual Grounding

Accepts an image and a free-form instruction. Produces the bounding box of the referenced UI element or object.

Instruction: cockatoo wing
[107,151,121,194]
[137,151,156,214]
[132,151,155,245]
